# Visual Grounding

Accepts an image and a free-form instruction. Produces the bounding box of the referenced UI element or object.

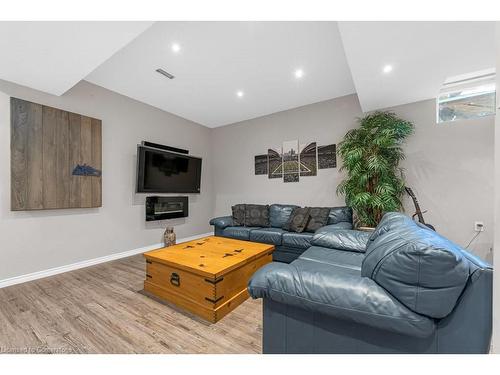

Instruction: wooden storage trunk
[143,236,274,323]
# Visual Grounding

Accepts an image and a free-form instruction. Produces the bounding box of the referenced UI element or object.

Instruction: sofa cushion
[249,228,286,246]
[327,206,353,225]
[272,250,300,264]
[362,213,470,319]
[305,207,330,232]
[248,260,435,338]
[322,222,353,230]
[284,207,310,233]
[311,229,370,253]
[269,204,299,228]
[221,226,261,241]
[282,232,314,249]
[231,204,246,226]
[299,246,364,270]
[245,204,270,227]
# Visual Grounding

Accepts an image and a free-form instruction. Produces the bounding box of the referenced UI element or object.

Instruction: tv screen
[136,146,202,193]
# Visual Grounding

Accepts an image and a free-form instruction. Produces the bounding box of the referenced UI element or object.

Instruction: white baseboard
[0,232,213,289]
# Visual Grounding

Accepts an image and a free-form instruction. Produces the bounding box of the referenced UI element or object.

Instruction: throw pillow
[231,204,246,226]
[305,207,331,232]
[244,204,270,227]
[283,207,311,233]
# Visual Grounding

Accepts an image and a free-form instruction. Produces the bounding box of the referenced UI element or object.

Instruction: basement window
[437,70,496,123]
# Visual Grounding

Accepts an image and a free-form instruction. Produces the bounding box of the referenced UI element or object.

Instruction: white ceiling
[0,21,153,95]
[86,22,355,127]
[0,21,495,126]
[338,21,495,112]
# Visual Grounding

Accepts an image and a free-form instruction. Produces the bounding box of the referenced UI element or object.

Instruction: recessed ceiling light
[236,90,244,98]
[171,43,181,53]
[383,65,393,74]
[294,69,304,79]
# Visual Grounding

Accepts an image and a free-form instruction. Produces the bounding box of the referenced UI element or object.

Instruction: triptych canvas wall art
[254,140,336,183]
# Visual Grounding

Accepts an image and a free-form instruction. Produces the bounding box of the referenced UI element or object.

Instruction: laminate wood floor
[0,255,262,354]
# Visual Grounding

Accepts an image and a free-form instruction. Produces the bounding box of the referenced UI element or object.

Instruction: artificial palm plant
[337,111,414,227]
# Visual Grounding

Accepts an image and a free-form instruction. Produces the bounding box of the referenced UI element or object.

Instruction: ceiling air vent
[156,68,175,79]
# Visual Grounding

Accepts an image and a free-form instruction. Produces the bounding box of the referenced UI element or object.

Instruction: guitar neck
[406,187,426,224]
[413,202,425,223]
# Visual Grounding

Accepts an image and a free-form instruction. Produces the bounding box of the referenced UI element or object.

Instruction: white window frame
[436,70,496,124]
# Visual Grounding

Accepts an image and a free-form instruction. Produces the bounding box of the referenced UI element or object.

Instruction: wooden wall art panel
[11,98,102,210]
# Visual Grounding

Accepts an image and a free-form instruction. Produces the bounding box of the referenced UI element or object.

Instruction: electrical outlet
[474,221,485,232]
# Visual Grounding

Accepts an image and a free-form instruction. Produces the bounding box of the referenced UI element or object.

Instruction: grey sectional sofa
[248,212,493,354]
[210,204,353,263]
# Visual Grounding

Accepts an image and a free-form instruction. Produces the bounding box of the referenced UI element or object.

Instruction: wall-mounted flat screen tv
[136,146,202,193]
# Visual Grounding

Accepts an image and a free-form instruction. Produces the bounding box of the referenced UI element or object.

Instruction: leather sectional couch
[248,212,493,354]
[209,204,353,263]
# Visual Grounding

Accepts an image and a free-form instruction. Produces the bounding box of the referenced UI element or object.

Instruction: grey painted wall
[391,100,494,261]
[212,94,494,261]
[0,80,214,280]
[212,94,364,214]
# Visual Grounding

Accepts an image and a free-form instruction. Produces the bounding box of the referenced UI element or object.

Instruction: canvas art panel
[318,144,336,169]
[282,140,299,183]
[254,154,268,175]
[268,147,283,179]
[299,142,317,176]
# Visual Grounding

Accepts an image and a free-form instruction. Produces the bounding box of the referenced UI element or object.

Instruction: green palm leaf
[337,111,413,226]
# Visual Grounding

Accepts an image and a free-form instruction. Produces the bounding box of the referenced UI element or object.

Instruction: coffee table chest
[143,236,274,323]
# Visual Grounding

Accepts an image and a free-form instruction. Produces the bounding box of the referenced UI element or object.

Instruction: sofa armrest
[248,262,434,338]
[209,216,234,229]
[312,229,370,252]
